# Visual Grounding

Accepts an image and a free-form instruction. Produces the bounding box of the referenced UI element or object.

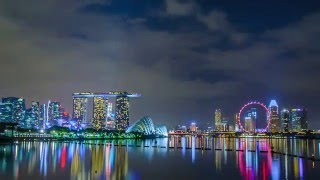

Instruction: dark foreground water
[0,137,320,180]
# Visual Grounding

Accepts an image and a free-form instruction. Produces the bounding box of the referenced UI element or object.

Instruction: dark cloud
[0,1,320,129]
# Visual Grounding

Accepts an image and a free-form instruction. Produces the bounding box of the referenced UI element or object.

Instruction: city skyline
[0,1,320,129]
[0,94,312,131]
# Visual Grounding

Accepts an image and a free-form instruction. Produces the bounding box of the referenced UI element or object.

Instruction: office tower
[72,97,88,125]
[215,109,222,131]
[0,103,13,123]
[24,108,34,129]
[291,108,307,132]
[2,97,26,124]
[92,97,108,130]
[269,100,280,133]
[281,109,290,132]
[39,104,46,129]
[48,101,61,122]
[31,101,40,129]
[245,116,255,133]
[234,113,239,132]
[189,123,197,133]
[247,108,257,119]
[115,96,129,130]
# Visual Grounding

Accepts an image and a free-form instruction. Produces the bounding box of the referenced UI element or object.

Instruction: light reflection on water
[0,137,319,179]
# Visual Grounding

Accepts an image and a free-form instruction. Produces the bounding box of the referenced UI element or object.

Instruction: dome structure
[126,116,155,135]
[155,126,168,137]
[126,116,168,136]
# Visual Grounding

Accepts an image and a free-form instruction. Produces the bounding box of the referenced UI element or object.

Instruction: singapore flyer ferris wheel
[237,101,271,133]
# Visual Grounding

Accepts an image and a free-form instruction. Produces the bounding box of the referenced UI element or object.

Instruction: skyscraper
[291,108,307,132]
[281,109,290,132]
[48,101,61,122]
[0,103,13,123]
[189,123,197,133]
[115,96,129,130]
[234,113,239,132]
[247,108,257,119]
[39,104,46,129]
[215,109,222,131]
[245,116,255,133]
[269,100,280,133]
[2,97,26,124]
[24,108,34,129]
[92,97,108,130]
[31,101,40,129]
[72,97,88,125]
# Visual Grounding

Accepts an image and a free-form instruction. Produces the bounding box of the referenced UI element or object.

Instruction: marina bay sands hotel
[72,91,141,130]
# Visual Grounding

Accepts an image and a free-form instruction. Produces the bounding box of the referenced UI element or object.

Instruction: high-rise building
[291,108,307,132]
[234,113,239,132]
[48,101,61,122]
[31,101,40,129]
[0,103,13,123]
[39,104,47,129]
[245,116,255,133]
[247,108,257,119]
[215,109,222,131]
[115,96,129,130]
[281,109,290,132]
[2,97,26,124]
[24,108,34,129]
[189,123,197,133]
[269,100,280,133]
[72,97,88,125]
[92,97,108,130]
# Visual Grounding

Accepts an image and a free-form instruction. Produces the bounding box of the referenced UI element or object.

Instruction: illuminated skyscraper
[24,108,34,129]
[269,100,280,133]
[115,96,129,130]
[215,109,222,131]
[291,108,307,132]
[245,116,255,133]
[92,97,108,130]
[234,113,239,132]
[39,104,46,129]
[247,108,257,119]
[31,101,40,129]
[2,97,26,124]
[0,103,13,123]
[189,123,197,133]
[48,101,61,124]
[281,109,290,132]
[72,97,88,125]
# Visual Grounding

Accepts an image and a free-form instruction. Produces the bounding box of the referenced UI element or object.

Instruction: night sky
[0,0,320,129]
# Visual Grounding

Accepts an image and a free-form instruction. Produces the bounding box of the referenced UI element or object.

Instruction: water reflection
[0,137,319,179]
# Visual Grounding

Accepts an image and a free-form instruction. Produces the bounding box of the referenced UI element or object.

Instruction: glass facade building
[0,103,13,123]
[31,101,40,129]
[2,97,26,124]
[281,109,290,132]
[291,109,307,132]
[48,101,61,122]
[215,109,222,131]
[269,100,280,133]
